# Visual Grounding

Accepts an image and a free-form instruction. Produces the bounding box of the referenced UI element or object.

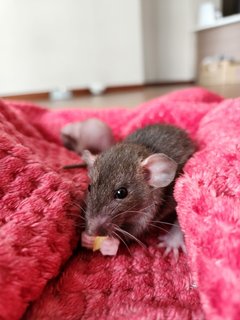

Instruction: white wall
[141,0,196,82]
[156,0,196,81]
[1,0,211,95]
[141,0,159,82]
[0,0,144,95]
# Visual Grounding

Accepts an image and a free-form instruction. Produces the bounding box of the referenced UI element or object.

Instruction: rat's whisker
[115,226,147,250]
[71,222,86,228]
[70,200,86,210]
[112,230,132,256]
[67,212,86,220]
[126,206,155,216]
[112,203,155,221]
[64,218,86,227]
[81,198,87,205]
[65,214,85,223]
[67,212,86,222]
[111,202,142,220]
[113,210,145,221]
[109,201,123,217]
[103,200,123,219]
[112,210,137,222]
[151,220,177,227]
[70,201,87,215]
[148,223,170,233]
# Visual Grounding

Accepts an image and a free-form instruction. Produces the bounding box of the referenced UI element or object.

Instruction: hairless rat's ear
[82,149,97,167]
[141,153,177,188]
[61,133,77,151]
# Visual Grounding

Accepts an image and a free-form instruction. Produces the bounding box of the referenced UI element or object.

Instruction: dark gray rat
[83,124,196,256]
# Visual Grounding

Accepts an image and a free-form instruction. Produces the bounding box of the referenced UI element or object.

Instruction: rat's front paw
[158,220,186,261]
[81,231,120,256]
[100,237,120,256]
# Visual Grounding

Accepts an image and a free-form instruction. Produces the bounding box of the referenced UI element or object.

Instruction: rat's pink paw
[81,232,120,256]
[100,238,120,256]
[158,220,186,261]
[81,231,95,249]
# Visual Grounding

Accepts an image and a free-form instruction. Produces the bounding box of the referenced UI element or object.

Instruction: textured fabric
[175,98,240,320]
[0,88,239,320]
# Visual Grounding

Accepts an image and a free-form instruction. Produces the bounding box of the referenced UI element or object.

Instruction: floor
[33,84,240,110]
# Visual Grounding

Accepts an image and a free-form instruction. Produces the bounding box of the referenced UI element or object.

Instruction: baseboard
[1,92,50,101]
[1,81,195,101]
[146,80,195,86]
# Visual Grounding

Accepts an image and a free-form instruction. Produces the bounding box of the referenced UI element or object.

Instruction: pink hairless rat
[81,124,195,258]
[61,118,115,155]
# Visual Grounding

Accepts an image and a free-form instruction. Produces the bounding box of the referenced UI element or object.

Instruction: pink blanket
[0,88,239,320]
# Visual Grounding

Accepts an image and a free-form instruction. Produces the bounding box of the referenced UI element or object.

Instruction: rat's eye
[88,184,91,192]
[114,187,128,199]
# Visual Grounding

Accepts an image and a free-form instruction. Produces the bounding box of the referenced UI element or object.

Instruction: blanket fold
[0,88,239,320]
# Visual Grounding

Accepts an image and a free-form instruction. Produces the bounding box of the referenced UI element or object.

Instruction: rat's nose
[87,216,111,236]
[95,226,108,236]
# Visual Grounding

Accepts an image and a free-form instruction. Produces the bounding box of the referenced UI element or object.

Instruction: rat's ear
[82,150,97,167]
[141,153,177,188]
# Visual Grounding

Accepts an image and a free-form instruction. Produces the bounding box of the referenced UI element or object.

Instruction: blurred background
[0,0,239,108]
